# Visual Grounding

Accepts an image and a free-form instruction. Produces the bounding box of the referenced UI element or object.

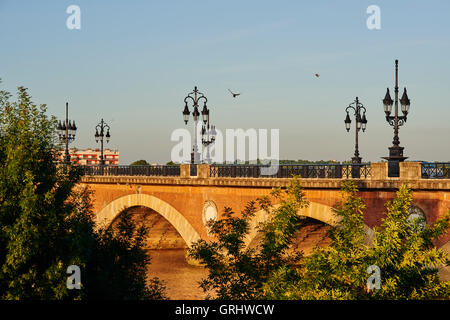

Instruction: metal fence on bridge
[209,163,372,179]
[77,162,450,180]
[422,163,450,179]
[80,163,372,179]
[82,165,181,177]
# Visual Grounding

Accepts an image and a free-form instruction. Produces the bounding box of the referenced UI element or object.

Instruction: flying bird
[315,73,320,78]
[228,89,241,98]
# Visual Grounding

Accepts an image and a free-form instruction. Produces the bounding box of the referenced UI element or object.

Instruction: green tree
[0,85,166,299]
[188,177,309,299]
[81,208,167,300]
[263,181,450,300]
[367,185,450,299]
[130,160,149,166]
[263,181,372,299]
[0,86,80,299]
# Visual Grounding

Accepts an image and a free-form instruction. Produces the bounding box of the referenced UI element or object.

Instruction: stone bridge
[80,162,450,256]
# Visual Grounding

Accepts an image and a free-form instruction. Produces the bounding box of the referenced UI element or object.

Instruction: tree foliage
[81,208,167,300]
[0,85,166,299]
[190,174,450,300]
[188,177,309,299]
[130,160,150,166]
[367,185,450,299]
[263,181,450,300]
[0,86,79,299]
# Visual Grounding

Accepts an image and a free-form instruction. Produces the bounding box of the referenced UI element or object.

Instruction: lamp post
[94,119,111,166]
[382,59,411,177]
[57,102,77,164]
[182,86,209,164]
[202,123,216,164]
[344,97,367,164]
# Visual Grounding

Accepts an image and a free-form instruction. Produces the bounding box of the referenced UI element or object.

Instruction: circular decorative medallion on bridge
[202,200,218,235]
[407,205,427,229]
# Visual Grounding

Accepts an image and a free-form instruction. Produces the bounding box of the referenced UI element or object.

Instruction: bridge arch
[95,194,201,247]
[245,201,374,248]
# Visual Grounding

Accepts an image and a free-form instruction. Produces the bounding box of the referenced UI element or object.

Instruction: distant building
[58,148,119,165]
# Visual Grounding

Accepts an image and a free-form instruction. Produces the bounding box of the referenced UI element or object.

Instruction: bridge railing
[81,165,181,177]
[421,163,450,179]
[209,163,372,179]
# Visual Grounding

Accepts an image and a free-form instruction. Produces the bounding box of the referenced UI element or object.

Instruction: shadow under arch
[244,202,374,248]
[95,194,201,247]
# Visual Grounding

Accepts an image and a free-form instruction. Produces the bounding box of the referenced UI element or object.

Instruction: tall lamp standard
[182,86,209,164]
[57,102,77,164]
[202,122,216,164]
[344,97,367,164]
[94,119,111,166]
[382,59,411,177]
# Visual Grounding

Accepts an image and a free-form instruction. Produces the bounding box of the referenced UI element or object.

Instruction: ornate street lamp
[202,123,216,164]
[344,97,367,164]
[382,59,411,177]
[200,100,216,164]
[182,86,208,164]
[94,119,111,166]
[57,102,77,164]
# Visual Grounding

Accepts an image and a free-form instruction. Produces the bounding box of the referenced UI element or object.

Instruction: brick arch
[95,194,201,247]
[244,202,374,247]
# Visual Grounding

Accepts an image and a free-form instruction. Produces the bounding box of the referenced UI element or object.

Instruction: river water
[145,218,331,300]
[146,249,209,300]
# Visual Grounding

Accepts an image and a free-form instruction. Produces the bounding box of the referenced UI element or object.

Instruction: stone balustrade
[81,162,450,191]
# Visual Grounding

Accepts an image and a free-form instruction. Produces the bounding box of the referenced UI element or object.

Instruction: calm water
[146,249,209,300]
[145,218,331,300]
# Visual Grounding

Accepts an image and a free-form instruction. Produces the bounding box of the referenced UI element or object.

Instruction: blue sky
[1,0,449,164]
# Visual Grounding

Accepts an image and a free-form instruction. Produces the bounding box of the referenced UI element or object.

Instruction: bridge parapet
[80,162,450,188]
[208,163,372,179]
[81,177,450,190]
[182,162,431,182]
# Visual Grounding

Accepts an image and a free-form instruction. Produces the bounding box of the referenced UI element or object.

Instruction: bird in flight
[315,73,320,78]
[228,89,241,98]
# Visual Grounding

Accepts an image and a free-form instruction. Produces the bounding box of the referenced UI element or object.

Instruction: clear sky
[1,0,449,164]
